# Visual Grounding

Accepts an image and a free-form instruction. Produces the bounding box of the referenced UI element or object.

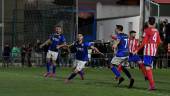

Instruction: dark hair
[54,25,62,28]
[116,25,123,31]
[78,33,84,36]
[130,30,136,34]
[148,17,156,25]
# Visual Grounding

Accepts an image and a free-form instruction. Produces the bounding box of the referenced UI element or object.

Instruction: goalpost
[1,0,4,53]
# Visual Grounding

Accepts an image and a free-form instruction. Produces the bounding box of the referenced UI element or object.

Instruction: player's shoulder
[84,42,93,46]
[60,34,65,37]
[117,33,128,37]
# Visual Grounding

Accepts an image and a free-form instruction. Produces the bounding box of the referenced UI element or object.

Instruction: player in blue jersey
[40,25,66,78]
[110,25,134,88]
[64,34,102,83]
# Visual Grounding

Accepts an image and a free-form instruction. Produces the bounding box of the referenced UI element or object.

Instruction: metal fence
[1,51,170,69]
[1,0,76,54]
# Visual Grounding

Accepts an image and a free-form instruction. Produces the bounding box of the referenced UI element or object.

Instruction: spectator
[26,43,32,67]
[34,39,42,66]
[160,19,168,41]
[59,46,70,67]
[21,44,27,67]
[11,45,20,63]
[2,43,11,67]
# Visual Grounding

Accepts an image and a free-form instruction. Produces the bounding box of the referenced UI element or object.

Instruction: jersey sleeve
[137,30,149,52]
[85,42,94,47]
[156,32,161,46]
[60,35,66,44]
[49,35,53,41]
[116,35,121,41]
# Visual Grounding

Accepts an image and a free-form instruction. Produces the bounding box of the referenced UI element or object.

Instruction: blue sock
[52,65,56,74]
[111,66,121,77]
[46,62,51,73]
[78,70,84,77]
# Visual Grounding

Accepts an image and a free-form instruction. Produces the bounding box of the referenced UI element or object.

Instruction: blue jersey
[73,41,93,61]
[116,33,129,57]
[48,34,66,51]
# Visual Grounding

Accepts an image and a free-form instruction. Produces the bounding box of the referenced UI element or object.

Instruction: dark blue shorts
[143,55,155,66]
[128,54,142,63]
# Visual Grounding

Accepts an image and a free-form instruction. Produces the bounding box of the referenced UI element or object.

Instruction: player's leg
[144,55,155,90]
[44,51,52,77]
[132,54,147,80]
[110,57,124,85]
[121,57,134,88]
[121,66,134,88]
[117,64,123,72]
[78,69,84,80]
[73,60,84,80]
[138,60,147,80]
[65,60,86,83]
[50,51,59,77]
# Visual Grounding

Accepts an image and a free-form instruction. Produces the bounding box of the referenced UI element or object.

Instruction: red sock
[146,68,155,88]
[118,64,122,73]
[139,63,147,77]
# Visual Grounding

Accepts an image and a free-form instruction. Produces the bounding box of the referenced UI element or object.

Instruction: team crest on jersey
[52,35,60,41]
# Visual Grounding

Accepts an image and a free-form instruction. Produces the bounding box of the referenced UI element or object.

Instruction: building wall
[97,2,140,19]
[97,16,140,41]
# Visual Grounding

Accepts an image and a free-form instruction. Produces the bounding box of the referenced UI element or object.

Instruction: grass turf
[0,67,170,96]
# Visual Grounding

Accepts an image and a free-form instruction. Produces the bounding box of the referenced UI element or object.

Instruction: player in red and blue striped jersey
[133,17,161,90]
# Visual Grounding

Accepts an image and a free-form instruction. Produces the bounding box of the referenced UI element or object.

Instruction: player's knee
[52,60,57,65]
[145,66,151,70]
[74,69,79,73]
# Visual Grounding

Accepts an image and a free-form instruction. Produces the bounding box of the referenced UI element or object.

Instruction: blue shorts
[143,55,155,66]
[128,54,142,63]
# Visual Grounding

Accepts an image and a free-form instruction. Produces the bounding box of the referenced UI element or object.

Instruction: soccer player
[65,34,101,83]
[110,25,134,88]
[40,25,66,78]
[133,17,161,90]
[117,31,147,80]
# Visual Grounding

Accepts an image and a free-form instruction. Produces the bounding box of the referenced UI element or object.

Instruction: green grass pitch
[0,67,170,96]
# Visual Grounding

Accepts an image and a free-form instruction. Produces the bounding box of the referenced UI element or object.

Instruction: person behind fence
[26,43,32,67]
[34,39,42,66]
[11,45,20,63]
[21,44,27,67]
[2,43,11,67]
[40,25,66,78]
[59,46,70,67]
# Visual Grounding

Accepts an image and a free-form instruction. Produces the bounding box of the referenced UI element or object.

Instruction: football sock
[118,64,122,72]
[122,66,132,79]
[46,62,51,73]
[111,66,121,78]
[68,73,77,80]
[139,63,147,77]
[146,68,155,88]
[52,65,56,74]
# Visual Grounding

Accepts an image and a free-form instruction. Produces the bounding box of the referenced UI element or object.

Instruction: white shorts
[46,50,59,61]
[111,56,128,66]
[73,59,87,71]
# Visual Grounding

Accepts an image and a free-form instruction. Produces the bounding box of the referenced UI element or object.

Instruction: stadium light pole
[1,0,4,53]
[75,0,79,40]
[139,0,145,36]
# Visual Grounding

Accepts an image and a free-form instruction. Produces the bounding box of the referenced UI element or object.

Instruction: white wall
[159,16,170,23]
[97,16,140,41]
[97,2,140,19]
